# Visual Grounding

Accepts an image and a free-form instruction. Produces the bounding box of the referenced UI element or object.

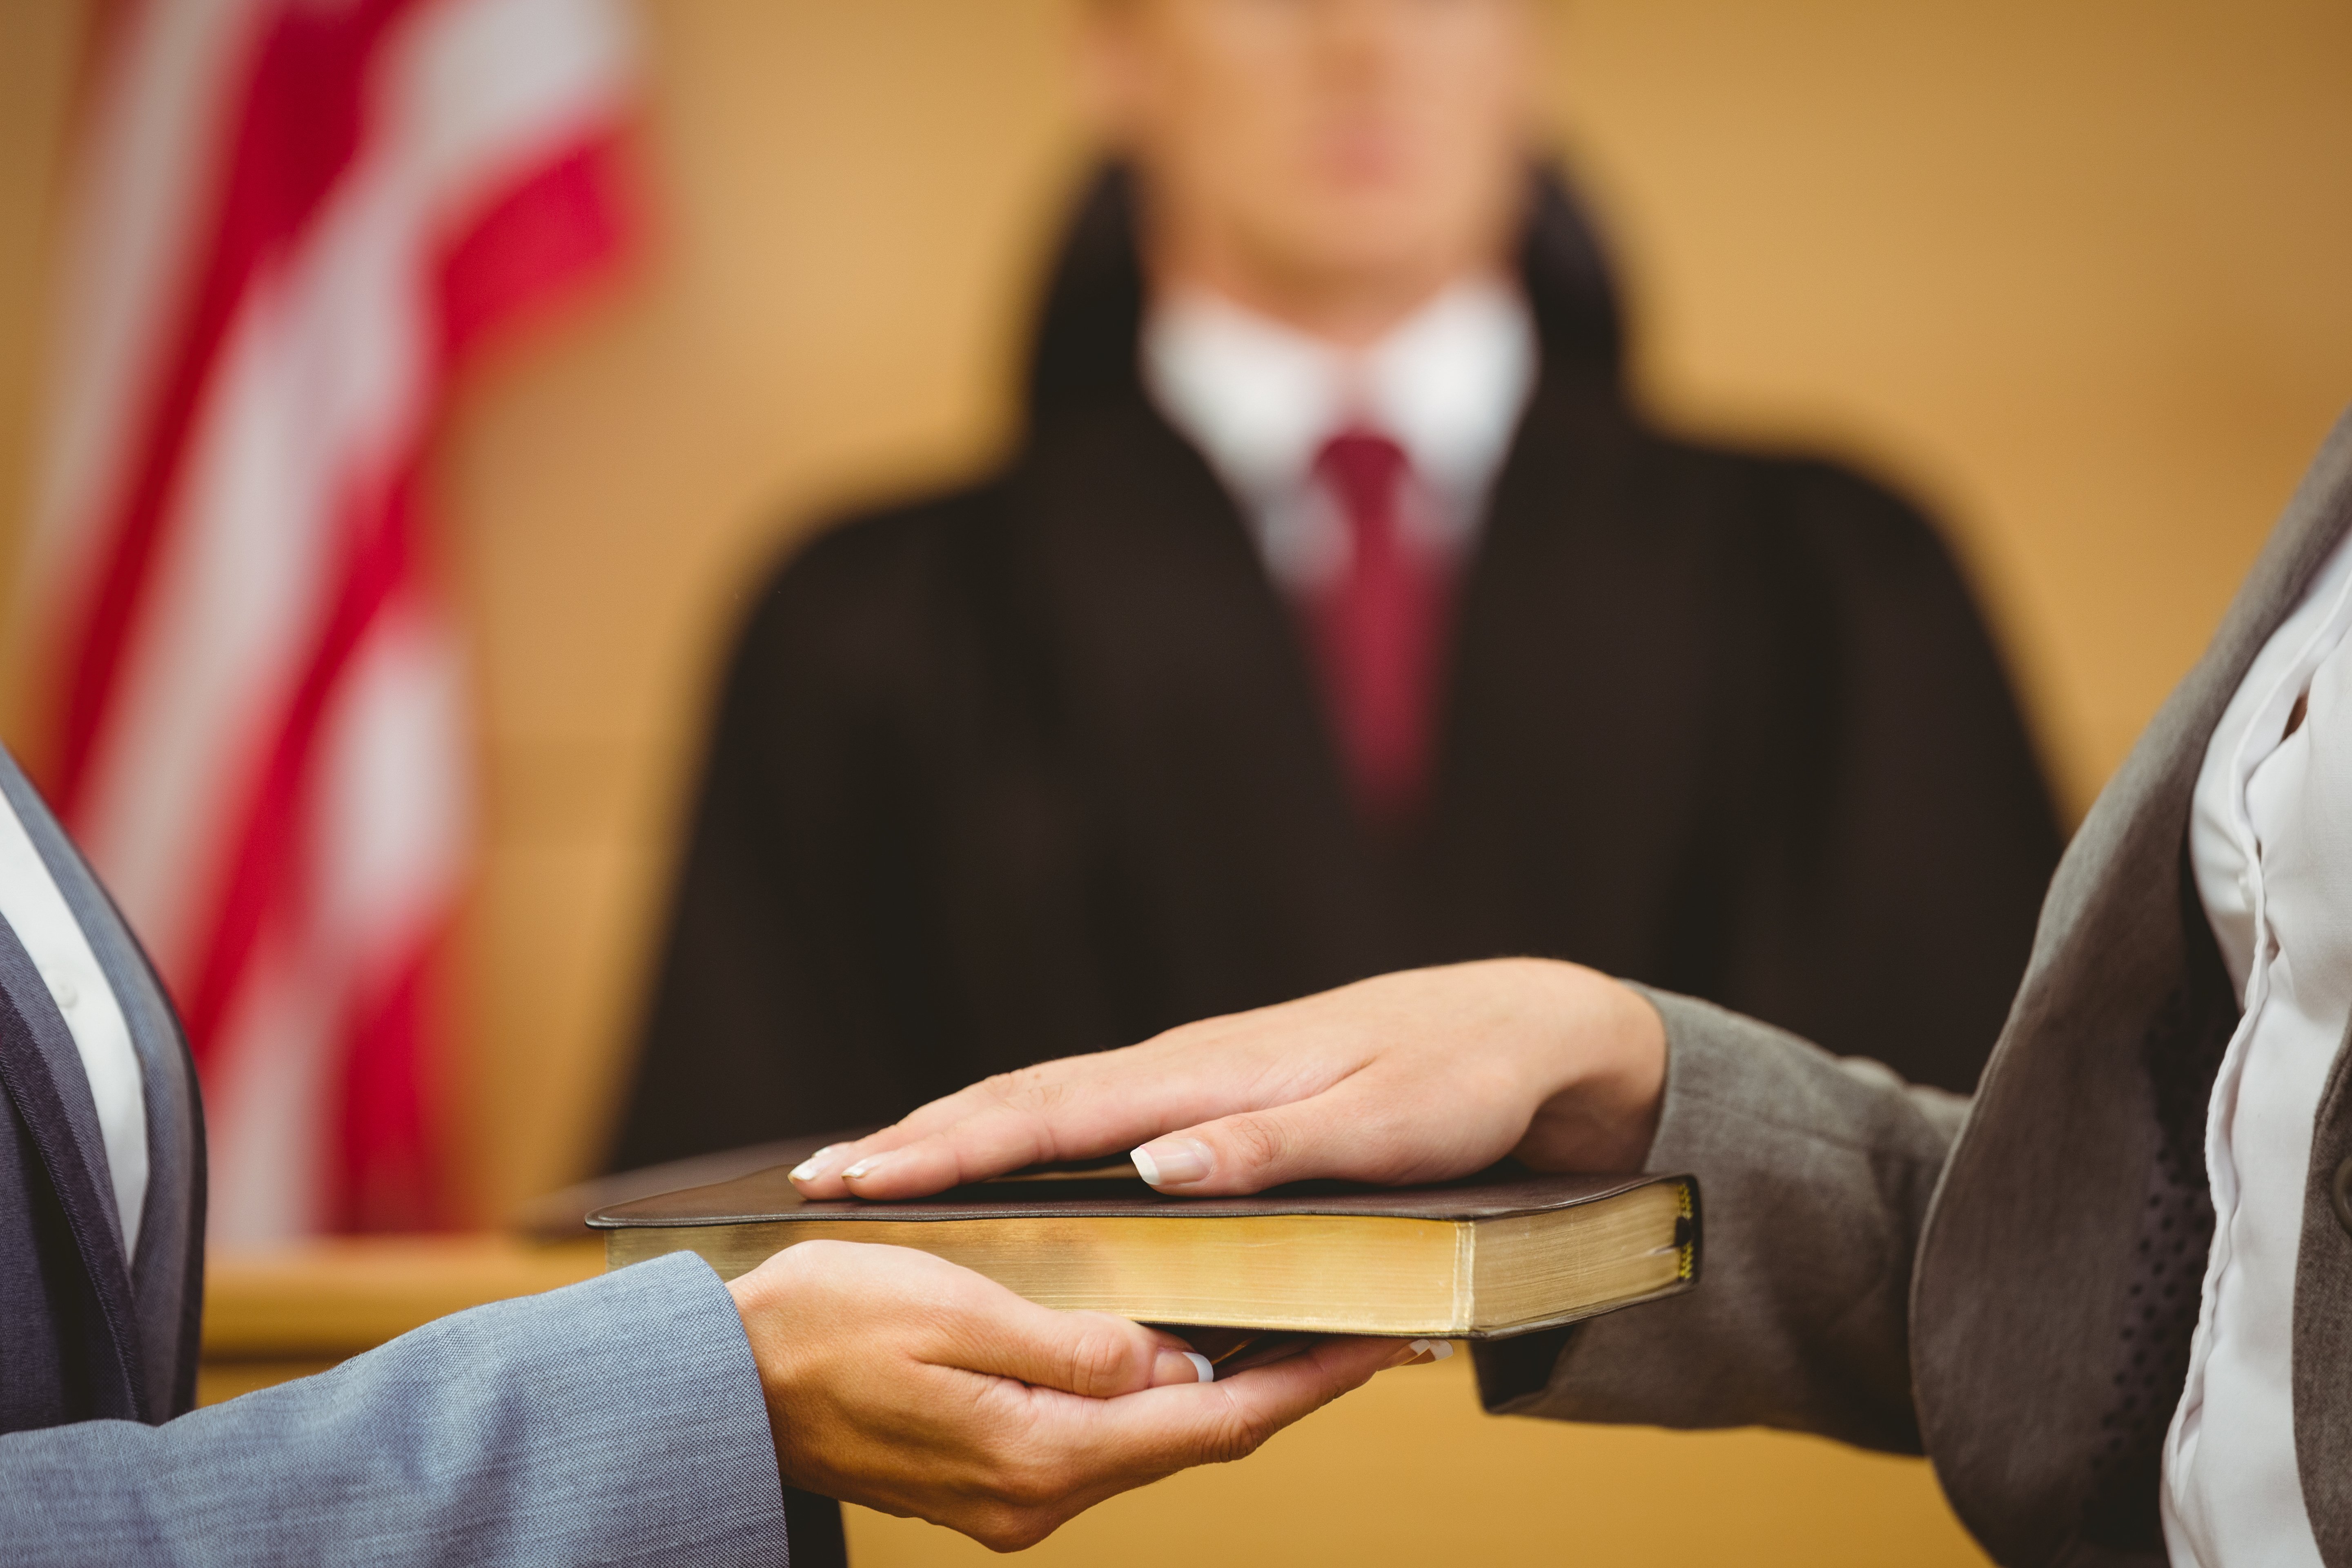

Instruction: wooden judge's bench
[203,1237,1993,1566]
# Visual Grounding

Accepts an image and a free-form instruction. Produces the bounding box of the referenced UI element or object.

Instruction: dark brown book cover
[589,1135,1699,1243]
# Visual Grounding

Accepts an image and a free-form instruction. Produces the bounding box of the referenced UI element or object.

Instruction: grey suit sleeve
[1474,988,1968,1455]
[0,1251,791,1566]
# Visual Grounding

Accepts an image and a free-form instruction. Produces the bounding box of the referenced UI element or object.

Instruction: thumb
[938,1280,1214,1394]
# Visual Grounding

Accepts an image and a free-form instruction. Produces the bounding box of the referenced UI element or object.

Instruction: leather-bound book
[589,1137,1698,1339]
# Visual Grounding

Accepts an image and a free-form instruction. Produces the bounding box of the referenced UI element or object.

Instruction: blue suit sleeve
[0,1252,790,1566]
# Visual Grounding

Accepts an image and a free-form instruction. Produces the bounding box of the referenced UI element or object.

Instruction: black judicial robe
[610,168,2064,1171]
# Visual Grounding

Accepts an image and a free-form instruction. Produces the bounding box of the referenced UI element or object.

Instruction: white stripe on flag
[37,0,633,1239]
[203,918,335,1240]
[312,588,472,994]
[76,0,633,984]
[23,0,275,641]
[205,590,470,1244]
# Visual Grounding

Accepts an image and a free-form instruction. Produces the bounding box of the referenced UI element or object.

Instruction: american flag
[24,0,637,1240]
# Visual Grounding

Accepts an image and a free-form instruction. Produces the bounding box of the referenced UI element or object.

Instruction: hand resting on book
[787,958,1666,1202]
[726,1239,1417,1550]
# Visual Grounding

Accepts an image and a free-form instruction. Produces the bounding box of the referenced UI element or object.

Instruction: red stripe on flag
[51,0,636,1235]
[175,470,420,1066]
[174,125,633,1226]
[180,130,630,1061]
[439,133,634,361]
[331,868,450,1232]
[51,0,425,816]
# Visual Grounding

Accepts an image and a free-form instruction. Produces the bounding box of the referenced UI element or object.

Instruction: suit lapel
[0,913,145,1423]
[1914,406,2352,1562]
[2298,1019,2352,1568]
[2283,428,2352,1568]
[0,750,202,1419]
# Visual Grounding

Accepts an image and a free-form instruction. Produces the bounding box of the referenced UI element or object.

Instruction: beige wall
[4,0,2350,1224]
[0,1,81,636]
[841,1352,1995,1566]
[4,4,2350,1562]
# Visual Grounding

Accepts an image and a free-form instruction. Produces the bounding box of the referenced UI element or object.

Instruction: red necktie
[1307,426,1451,828]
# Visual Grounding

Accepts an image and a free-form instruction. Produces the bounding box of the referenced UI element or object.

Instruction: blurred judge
[612,0,2061,1169]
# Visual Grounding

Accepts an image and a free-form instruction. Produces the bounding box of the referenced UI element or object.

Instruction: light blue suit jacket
[0,752,790,1564]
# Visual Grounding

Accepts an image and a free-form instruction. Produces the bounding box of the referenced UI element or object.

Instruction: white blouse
[2172,529,2352,1566]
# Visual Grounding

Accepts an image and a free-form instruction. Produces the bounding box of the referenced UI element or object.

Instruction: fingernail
[842,1152,897,1182]
[1151,1348,1216,1386]
[789,1145,841,1182]
[1131,1138,1214,1188]
[1410,1339,1454,1363]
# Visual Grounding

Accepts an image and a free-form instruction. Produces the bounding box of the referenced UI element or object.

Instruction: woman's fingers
[793,1041,1307,1199]
[728,1238,1445,1552]
[784,1073,1062,1191]
[940,1334,1419,1549]
[1127,1065,1508,1195]
[778,1240,1212,1394]
[1040,1333,1416,1479]
[796,1066,1429,1201]
[915,1334,1433,1551]
[928,1273,1216,1396]
[793,961,1668,1203]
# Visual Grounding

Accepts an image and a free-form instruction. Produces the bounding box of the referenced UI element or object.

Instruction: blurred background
[1,0,2348,1562]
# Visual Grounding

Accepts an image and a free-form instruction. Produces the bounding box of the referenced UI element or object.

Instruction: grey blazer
[0,751,790,1565]
[1481,407,2352,1568]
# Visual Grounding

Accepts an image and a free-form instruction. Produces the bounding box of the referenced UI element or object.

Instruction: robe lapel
[1913,406,2352,1561]
[1016,396,1408,1020]
[1416,379,1725,981]
[0,913,145,1423]
[1011,379,1733,1020]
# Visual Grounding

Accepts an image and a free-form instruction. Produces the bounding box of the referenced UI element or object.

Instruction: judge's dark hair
[1022,159,1627,417]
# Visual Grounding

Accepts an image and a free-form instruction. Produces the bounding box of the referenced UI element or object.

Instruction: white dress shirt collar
[1140,277,1538,592]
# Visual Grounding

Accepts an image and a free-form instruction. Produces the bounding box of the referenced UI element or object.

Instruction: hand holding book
[723,1239,1416,1551]
[786,958,1666,1202]
[607,960,1679,1552]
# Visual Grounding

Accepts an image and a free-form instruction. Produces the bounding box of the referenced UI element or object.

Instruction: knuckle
[1223,1111,1292,1174]
[768,1237,846,1279]
[976,1070,1031,1105]
[979,1068,1068,1114]
[972,1073,1072,1161]
[1062,1322,1137,1396]
[1201,1398,1279,1465]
